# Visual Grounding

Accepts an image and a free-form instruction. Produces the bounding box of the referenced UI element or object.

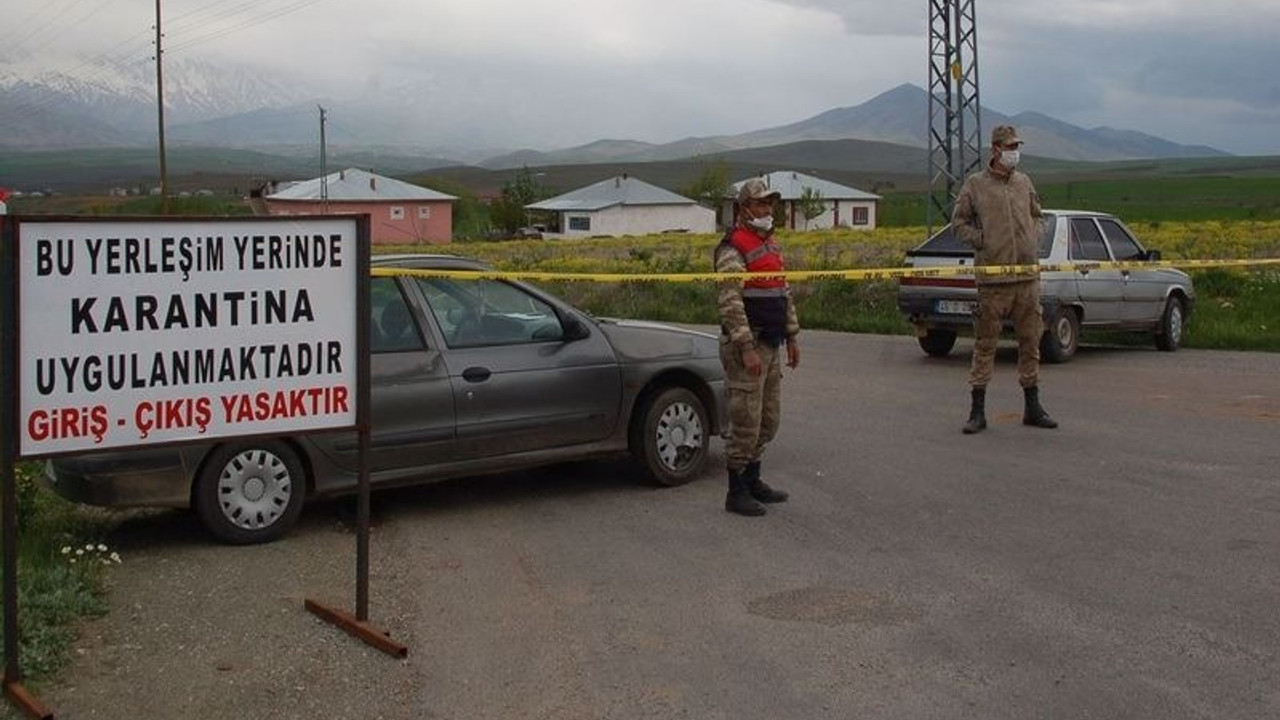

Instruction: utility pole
[154,0,169,213]
[318,105,329,213]
[926,0,982,234]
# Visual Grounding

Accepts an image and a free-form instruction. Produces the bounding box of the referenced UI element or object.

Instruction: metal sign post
[2,217,55,719]
[304,216,407,659]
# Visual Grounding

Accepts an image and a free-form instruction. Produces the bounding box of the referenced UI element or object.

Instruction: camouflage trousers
[969,280,1043,389]
[720,338,783,472]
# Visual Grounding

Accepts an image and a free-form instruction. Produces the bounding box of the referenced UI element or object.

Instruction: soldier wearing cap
[714,177,801,516]
[952,124,1058,434]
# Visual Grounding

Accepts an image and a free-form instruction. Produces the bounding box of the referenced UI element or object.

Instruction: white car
[897,210,1196,362]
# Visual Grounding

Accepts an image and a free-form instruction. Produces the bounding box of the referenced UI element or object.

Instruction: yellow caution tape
[371,257,1280,283]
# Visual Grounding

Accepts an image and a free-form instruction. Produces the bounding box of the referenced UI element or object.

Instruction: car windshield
[913,215,1058,259]
[415,276,564,348]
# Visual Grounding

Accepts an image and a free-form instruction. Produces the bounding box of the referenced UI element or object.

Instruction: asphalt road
[37,331,1280,720]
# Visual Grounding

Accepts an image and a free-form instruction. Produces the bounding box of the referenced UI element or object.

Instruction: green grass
[1,464,116,689]
[1182,268,1280,350]
[1035,176,1280,222]
[875,175,1280,227]
[544,268,1280,352]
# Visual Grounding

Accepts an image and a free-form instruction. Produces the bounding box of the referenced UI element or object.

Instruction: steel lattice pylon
[927,0,982,234]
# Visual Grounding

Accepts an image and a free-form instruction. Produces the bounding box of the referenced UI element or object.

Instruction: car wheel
[1041,307,1080,363]
[631,386,709,486]
[917,328,957,357]
[1154,296,1186,352]
[194,441,306,544]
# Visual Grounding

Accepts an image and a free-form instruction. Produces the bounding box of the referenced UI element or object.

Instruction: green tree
[417,176,490,240]
[491,167,550,235]
[798,186,826,230]
[680,160,731,211]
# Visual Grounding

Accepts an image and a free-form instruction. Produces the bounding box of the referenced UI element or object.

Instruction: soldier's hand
[742,347,763,376]
[785,338,800,369]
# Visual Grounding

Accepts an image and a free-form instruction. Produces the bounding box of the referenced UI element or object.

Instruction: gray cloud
[7,0,1279,154]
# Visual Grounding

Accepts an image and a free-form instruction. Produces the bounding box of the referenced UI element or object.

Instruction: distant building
[263,168,456,245]
[527,174,715,238]
[725,171,881,231]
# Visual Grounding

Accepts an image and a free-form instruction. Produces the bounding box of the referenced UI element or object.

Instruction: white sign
[17,217,361,456]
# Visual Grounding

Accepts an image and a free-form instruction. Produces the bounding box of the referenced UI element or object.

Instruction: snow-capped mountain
[0,52,315,148]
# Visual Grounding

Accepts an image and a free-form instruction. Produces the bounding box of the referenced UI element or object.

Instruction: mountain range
[0,54,1229,172]
[478,84,1226,169]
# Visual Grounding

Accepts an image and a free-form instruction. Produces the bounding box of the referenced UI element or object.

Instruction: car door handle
[462,366,491,383]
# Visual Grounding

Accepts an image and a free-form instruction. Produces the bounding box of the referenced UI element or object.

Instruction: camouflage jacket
[952,167,1044,285]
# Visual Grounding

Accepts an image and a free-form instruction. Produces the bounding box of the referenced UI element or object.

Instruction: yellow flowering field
[378,222,1280,351]
[381,220,1280,275]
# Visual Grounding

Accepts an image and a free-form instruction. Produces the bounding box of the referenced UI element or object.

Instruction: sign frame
[12,214,366,460]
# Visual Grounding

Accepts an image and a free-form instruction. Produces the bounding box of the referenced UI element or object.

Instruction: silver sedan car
[46,255,726,544]
[898,210,1196,362]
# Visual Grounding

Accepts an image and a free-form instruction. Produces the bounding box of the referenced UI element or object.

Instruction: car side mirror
[561,314,591,341]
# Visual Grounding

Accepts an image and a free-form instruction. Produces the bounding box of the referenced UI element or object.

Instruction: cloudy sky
[8,0,1280,155]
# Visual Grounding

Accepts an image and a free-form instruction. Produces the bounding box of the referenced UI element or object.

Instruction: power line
[166,0,274,36]
[166,0,333,54]
[0,0,333,130]
[8,0,88,55]
[0,34,154,127]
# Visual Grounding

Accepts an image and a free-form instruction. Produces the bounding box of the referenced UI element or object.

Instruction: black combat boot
[744,461,788,503]
[962,386,987,434]
[1022,386,1059,429]
[725,469,766,516]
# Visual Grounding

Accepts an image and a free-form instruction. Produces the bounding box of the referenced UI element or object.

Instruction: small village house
[527,174,715,238]
[725,171,881,231]
[262,168,456,245]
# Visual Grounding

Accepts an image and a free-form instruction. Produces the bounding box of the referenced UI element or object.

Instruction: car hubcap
[218,449,293,531]
[1057,317,1074,347]
[655,402,704,471]
[1169,306,1183,342]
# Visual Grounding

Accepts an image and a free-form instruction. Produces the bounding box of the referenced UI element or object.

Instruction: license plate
[936,299,976,315]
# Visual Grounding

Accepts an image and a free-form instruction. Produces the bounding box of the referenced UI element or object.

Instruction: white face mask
[747,215,774,233]
[1000,149,1021,169]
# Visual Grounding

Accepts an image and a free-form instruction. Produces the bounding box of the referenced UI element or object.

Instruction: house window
[851,207,869,225]
[568,216,591,232]
[390,206,405,220]
[417,206,431,219]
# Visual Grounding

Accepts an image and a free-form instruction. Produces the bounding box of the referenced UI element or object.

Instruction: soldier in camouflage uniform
[715,178,801,516]
[953,125,1058,434]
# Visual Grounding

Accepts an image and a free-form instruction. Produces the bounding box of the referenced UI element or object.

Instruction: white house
[527,175,716,238]
[725,171,882,231]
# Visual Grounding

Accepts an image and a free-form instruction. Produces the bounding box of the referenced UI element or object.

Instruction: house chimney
[370,177,376,191]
